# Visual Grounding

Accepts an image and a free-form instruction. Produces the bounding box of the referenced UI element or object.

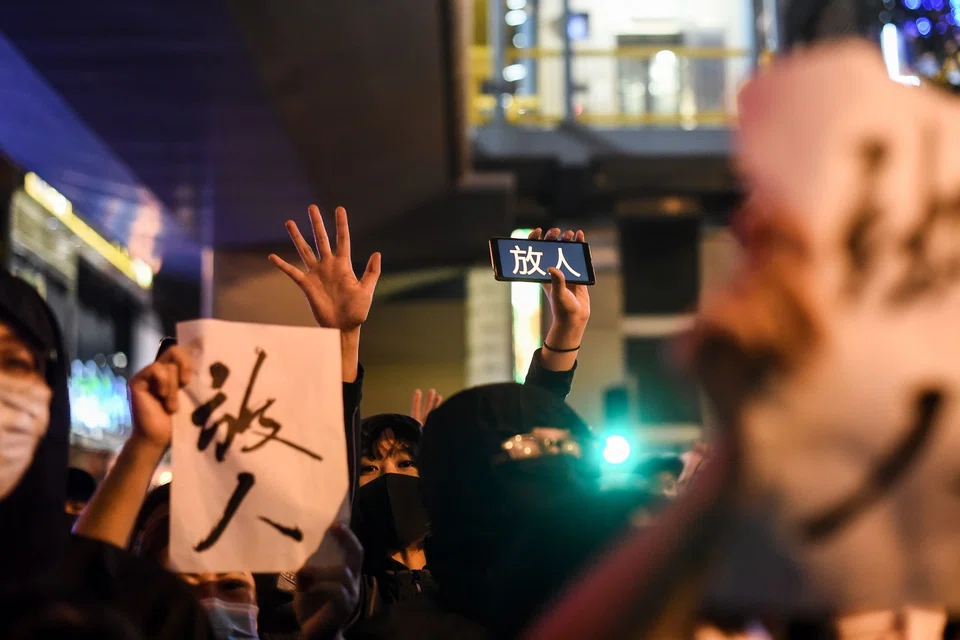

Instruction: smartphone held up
[489,237,596,285]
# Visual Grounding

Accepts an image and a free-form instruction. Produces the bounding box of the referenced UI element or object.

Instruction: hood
[419,383,648,633]
[0,270,71,585]
[419,382,596,538]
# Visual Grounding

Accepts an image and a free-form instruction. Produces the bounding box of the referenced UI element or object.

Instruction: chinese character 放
[510,245,546,276]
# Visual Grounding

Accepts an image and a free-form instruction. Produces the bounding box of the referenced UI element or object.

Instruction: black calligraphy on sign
[799,389,944,543]
[258,517,304,541]
[842,140,887,299]
[841,128,960,306]
[190,348,323,552]
[196,472,255,552]
[191,349,322,462]
[888,127,960,306]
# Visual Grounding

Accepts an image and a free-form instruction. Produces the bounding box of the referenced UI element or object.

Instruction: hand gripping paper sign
[170,319,347,573]
[690,41,960,613]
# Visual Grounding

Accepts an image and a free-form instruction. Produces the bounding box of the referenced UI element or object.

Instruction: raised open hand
[528,228,591,343]
[270,206,381,332]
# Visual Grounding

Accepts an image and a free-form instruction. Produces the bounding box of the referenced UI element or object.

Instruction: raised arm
[524,227,591,400]
[269,205,381,499]
[73,346,191,548]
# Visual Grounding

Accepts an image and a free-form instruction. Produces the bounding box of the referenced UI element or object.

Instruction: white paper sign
[170,319,347,573]
[697,41,960,612]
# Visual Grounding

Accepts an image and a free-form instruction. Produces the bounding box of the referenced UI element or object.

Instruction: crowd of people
[0,189,953,639]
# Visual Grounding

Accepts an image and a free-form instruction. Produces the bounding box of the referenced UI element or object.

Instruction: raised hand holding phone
[526,228,592,372]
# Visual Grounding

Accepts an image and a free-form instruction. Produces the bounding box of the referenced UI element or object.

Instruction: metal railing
[470,45,754,128]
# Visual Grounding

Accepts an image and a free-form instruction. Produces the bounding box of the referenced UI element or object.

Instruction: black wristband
[542,341,580,353]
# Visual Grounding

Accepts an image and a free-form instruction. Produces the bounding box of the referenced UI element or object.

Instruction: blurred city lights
[603,435,631,464]
[505,9,527,27]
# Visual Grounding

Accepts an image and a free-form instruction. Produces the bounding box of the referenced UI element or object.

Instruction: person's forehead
[183,571,255,583]
[0,323,23,344]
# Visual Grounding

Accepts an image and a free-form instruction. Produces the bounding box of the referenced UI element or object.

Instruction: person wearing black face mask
[351,414,434,618]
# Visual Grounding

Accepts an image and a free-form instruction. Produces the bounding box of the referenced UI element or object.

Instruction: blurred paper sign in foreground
[170,319,346,573]
[698,40,960,612]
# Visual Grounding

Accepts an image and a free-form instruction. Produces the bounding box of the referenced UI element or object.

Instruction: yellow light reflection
[24,173,152,289]
[511,228,541,382]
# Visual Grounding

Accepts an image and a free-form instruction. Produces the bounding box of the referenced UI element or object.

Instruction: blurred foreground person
[75,344,363,640]
[526,41,960,640]
[0,271,209,639]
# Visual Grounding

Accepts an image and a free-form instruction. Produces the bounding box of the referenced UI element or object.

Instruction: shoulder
[64,535,214,638]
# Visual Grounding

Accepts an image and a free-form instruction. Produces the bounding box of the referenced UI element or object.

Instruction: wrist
[340,326,361,347]
[340,327,361,383]
[125,432,168,465]
[545,325,585,352]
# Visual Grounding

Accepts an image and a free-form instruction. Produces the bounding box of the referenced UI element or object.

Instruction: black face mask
[354,474,430,557]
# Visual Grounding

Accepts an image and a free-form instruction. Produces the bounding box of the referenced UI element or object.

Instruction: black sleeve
[523,348,576,401]
[62,535,214,639]
[344,364,365,505]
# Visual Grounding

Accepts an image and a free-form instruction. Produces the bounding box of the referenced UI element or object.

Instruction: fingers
[156,345,193,387]
[547,267,567,299]
[269,254,306,285]
[410,389,423,422]
[335,206,351,260]
[423,388,438,419]
[531,227,582,242]
[132,345,193,414]
[285,220,318,268]
[308,205,333,259]
[360,252,381,291]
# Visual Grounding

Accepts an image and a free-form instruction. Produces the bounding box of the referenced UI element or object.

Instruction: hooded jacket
[0,272,212,639]
[0,270,71,585]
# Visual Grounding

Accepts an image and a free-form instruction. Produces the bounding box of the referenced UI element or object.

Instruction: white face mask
[0,371,51,500]
[200,598,259,640]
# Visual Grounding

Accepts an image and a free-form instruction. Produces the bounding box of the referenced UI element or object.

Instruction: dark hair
[66,468,97,504]
[129,483,170,564]
[359,414,422,462]
[360,429,419,462]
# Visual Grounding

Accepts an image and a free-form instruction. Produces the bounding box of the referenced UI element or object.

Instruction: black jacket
[0,272,212,639]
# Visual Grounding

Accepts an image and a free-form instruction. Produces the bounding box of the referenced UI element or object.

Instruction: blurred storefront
[0,164,164,478]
